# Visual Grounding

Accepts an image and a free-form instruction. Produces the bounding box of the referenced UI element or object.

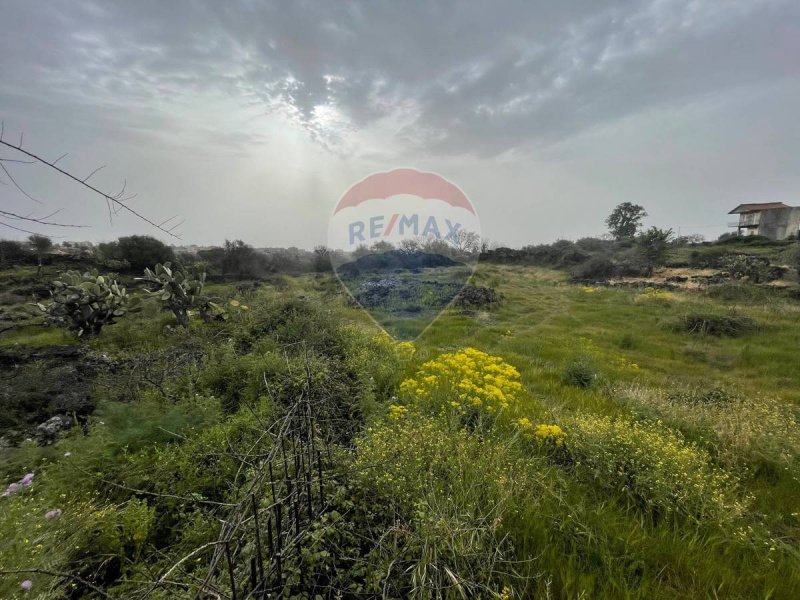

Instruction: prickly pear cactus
[37,271,137,337]
[138,262,221,328]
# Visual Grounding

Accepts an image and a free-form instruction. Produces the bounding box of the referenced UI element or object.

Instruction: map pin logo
[328,168,481,340]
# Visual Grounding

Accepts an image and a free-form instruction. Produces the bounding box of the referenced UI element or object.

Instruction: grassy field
[332,263,800,597]
[0,262,799,598]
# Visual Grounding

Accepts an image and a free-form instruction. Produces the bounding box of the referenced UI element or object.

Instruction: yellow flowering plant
[399,348,523,424]
[515,418,568,463]
[565,414,750,524]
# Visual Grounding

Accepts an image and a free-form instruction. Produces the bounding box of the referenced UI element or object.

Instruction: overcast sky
[1,0,799,247]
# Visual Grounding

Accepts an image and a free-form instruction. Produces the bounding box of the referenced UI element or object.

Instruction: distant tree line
[3,201,797,280]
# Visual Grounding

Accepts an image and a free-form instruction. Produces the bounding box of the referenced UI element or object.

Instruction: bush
[0,239,31,264]
[716,234,773,246]
[570,255,615,280]
[565,414,750,523]
[636,227,674,270]
[575,237,612,252]
[615,384,800,475]
[137,262,220,328]
[614,248,651,276]
[562,355,597,388]
[354,414,539,596]
[721,254,775,283]
[689,247,732,269]
[556,246,591,267]
[677,312,757,337]
[778,243,800,270]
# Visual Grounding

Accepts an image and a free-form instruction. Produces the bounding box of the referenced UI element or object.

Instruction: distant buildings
[728,203,800,240]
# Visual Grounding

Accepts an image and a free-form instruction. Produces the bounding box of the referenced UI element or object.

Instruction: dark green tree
[116,235,174,271]
[606,203,648,240]
[222,239,269,278]
[0,239,29,267]
[28,234,52,276]
[637,227,674,274]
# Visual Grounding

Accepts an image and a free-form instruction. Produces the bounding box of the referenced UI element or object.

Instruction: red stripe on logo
[384,213,399,236]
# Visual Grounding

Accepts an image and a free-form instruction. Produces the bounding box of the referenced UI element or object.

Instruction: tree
[28,234,52,276]
[222,239,269,278]
[0,239,28,266]
[398,238,420,254]
[369,240,394,253]
[606,203,648,240]
[448,229,481,256]
[115,236,175,271]
[312,245,333,272]
[637,227,674,274]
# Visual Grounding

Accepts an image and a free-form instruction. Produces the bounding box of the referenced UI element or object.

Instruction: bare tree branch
[82,164,106,183]
[0,208,88,228]
[0,161,44,204]
[0,124,182,238]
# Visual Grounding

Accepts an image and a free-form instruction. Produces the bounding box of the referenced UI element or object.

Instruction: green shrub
[617,332,638,350]
[570,255,614,280]
[677,312,757,337]
[689,247,731,268]
[778,243,800,270]
[562,356,597,388]
[114,235,175,271]
[354,414,541,596]
[721,254,774,283]
[614,248,651,276]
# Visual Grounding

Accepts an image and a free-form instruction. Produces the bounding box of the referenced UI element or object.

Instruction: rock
[356,278,400,307]
[453,285,502,308]
[34,415,74,445]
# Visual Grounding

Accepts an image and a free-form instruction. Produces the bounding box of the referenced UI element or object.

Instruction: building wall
[756,207,800,240]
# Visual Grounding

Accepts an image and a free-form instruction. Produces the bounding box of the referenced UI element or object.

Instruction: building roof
[728,202,793,214]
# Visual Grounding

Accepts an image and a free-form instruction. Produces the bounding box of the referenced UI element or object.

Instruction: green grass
[1,263,798,598]
[337,264,800,595]
[0,326,74,348]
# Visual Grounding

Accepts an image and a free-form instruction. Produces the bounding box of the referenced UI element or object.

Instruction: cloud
[2,0,796,158]
[1,0,799,247]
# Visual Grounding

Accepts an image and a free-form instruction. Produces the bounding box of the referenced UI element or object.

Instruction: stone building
[728,203,800,240]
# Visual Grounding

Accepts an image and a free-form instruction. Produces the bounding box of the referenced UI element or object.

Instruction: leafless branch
[0,124,182,238]
[0,156,36,164]
[82,164,106,182]
[0,220,47,235]
[0,208,88,228]
[0,161,43,204]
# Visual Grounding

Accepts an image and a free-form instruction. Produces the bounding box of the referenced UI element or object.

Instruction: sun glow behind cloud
[1,0,798,246]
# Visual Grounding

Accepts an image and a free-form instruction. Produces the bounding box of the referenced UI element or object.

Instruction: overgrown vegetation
[0,247,799,598]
